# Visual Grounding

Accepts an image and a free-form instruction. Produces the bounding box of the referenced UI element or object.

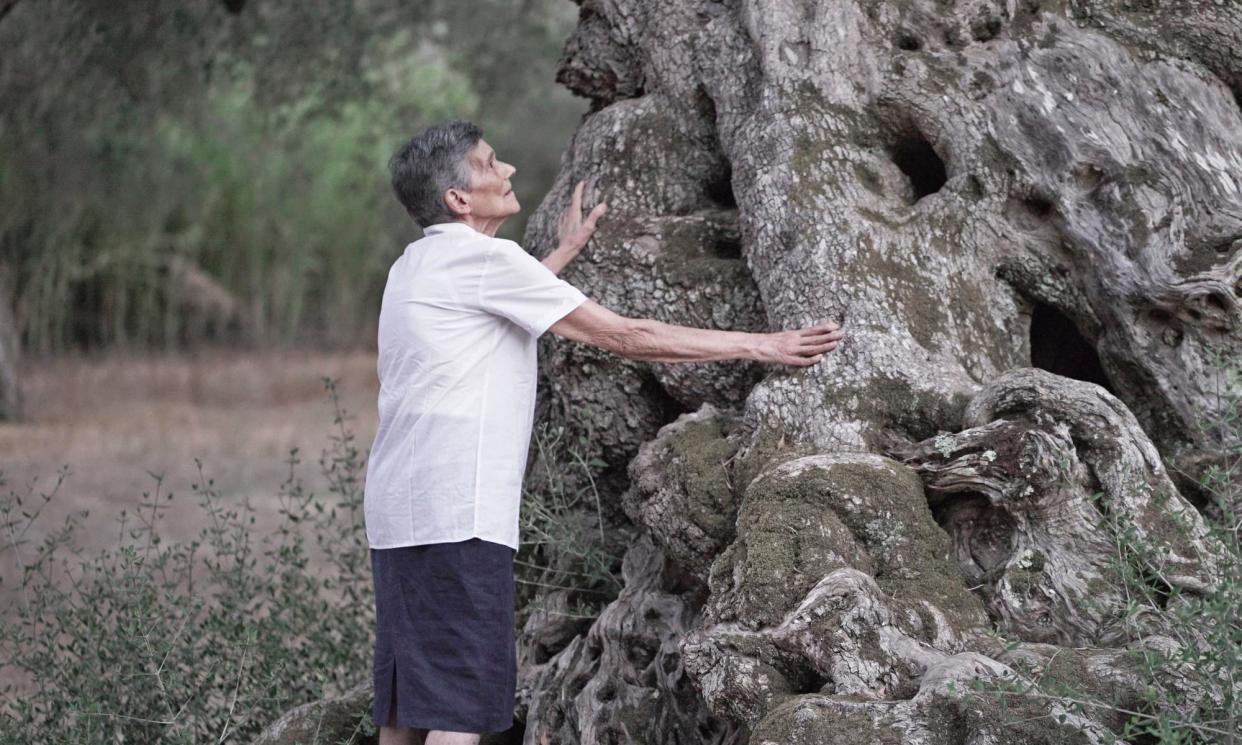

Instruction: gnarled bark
[900,368,1225,646]
[516,0,1241,742]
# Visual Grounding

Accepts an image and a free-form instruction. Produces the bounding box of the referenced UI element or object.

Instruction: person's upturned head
[388,120,519,229]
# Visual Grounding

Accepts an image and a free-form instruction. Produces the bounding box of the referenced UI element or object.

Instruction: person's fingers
[791,340,838,356]
[585,202,607,228]
[768,329,838,365]
[795,335,841,350]
[799,337,842,350]
[788,353,823,366]
[799,328,843,342]
[805,334,843,346]
[788,321,839,337]
[572,180,585,213]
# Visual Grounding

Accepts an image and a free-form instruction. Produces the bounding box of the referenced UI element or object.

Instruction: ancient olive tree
[513,0,1241,743]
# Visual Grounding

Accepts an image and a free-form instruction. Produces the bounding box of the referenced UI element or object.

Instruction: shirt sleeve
[477,239,588,337]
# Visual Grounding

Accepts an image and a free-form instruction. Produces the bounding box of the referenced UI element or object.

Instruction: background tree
[0,0,584,359]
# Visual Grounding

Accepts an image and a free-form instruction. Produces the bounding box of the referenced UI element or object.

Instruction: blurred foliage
[0,0,586,352]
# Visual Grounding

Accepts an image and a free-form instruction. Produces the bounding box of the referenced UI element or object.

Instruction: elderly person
[364,120,844,745]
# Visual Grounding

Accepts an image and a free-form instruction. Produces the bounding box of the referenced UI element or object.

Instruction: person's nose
[502,161,516,179]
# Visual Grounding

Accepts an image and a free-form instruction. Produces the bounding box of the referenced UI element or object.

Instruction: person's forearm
[618,318,758,363]
[540,244,580,275]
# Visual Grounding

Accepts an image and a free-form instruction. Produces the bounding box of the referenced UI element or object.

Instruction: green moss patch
[751,696,905,745]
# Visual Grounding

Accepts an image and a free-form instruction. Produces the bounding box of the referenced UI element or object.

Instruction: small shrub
[0,378,620,743]
[515,421,625,629]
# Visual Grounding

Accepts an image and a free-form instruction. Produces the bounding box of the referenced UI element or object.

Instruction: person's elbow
[547,300,649,359]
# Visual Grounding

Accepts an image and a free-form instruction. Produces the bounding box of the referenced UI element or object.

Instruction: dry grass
[0,346,380,607]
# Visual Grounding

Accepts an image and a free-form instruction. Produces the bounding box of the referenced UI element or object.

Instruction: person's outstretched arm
[547,299,843,366]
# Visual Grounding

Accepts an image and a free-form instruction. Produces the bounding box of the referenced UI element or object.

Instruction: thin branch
[216,643,251,743]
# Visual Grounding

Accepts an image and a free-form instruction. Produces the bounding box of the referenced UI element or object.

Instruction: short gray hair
[388,120,482,228]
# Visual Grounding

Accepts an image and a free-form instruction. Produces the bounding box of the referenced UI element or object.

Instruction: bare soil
[0,347,380,608]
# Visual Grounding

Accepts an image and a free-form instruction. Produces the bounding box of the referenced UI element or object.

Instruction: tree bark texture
[513,1,1242,743]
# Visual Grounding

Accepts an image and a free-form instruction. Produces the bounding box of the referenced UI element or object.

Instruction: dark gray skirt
[370,538,517,733]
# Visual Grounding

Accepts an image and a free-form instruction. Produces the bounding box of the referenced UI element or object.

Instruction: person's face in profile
[462,139,520,222]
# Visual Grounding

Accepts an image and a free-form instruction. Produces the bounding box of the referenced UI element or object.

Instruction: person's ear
[444,187,471,217]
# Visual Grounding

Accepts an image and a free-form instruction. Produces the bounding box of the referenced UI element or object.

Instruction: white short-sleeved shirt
[363,220,588,551]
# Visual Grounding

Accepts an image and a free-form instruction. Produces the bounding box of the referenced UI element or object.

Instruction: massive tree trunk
[513,0,1242,743]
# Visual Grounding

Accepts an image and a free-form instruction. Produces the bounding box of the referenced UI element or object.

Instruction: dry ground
[0,347,380,608]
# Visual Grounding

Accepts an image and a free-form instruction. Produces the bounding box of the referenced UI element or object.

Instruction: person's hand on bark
[557,179,607,256]
[542,179,607,275]
[754,321,844,366]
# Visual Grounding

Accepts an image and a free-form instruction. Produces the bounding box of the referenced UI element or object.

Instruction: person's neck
[459,214,505,237]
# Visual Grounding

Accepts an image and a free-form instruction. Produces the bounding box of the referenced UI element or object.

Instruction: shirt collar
[422,221,483,238]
